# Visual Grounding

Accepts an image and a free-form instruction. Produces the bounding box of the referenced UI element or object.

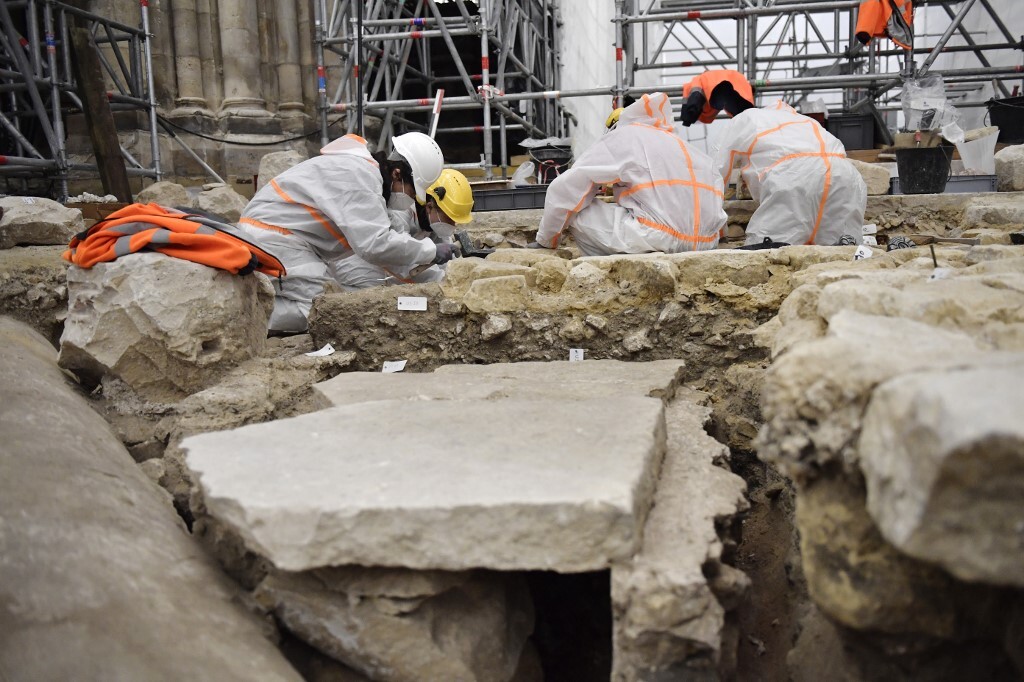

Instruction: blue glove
[432,242,457,264]
[526,241,549,249]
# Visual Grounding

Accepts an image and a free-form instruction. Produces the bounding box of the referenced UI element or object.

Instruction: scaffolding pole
[0,0,159,198]
[315,0,575,171]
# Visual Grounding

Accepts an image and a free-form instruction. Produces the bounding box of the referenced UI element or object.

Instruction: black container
[826,113,875,150]
[895,145,953,194]
[987,96,1024,144]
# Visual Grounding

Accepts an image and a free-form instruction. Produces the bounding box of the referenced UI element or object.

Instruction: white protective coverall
[715,101,867,246]
[239,134,438,331]
[536,92,726,256]
[329,210,449,290]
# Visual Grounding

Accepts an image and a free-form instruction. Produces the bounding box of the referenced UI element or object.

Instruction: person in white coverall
[238,132,456,332]
[331,168,474,290]
[535,92,726,256]
[714,101,867,247]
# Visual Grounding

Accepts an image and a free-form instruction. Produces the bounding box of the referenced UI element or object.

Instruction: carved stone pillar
[297,0,317,113]
[275,0,305,115]
[171,0,207,110]
[216,0,268,116]
[195,0,223,108]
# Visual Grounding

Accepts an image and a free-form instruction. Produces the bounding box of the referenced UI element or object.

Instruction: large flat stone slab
[183,396,666,572]
[314,359,685,406]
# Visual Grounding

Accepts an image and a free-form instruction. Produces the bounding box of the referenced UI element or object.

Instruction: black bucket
[895,145,952,195]
[987,96,1024,144]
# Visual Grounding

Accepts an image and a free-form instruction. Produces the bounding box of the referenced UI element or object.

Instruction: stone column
[196,0,223,108]
[171,0,208,111]
[297,0,317,113]
[216,0,269,116]
[275,0,306,115]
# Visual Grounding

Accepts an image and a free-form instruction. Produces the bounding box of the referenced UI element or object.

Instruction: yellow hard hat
[426,169,474,224]
[605,107,625,130]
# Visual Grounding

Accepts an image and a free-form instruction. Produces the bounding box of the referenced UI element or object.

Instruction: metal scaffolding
[314,0,581,179]
[0,0,165,199]
[623,0,1023,116]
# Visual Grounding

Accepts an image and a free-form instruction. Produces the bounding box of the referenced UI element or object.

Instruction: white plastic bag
[509,161,536,187]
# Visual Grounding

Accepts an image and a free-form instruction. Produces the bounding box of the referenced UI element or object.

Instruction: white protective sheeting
[715,101,867,246]
[239,135,437,331]
[536,92,726,256]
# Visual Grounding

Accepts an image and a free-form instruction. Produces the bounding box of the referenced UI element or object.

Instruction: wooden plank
[66,4,132,202]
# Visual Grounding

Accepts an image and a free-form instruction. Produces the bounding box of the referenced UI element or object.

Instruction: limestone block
[668,250,773,289]
[256,568,533,682]
[195,184,250,222]
[796,473,961,638]
[183,396,667,571]
[481,313,513,339]
[759,310,984,475]
[561,260,609,295]
[136,179,190,207]
[440,256,488,293]
[532,257,573,292]
[0,245,68,345]
[316,359,686,407]
[849,159,892,196]
[0,317,301,682]
[962,193,1024,227]
[0,196,82,249]
[859,363,1024,587]
[486,249,566,267]
[462,274,530,313]
[995,145,1024,191]
[612,397,748,679]
[258,150,308,191]
[470,260,538,287]
[59,252,274,402]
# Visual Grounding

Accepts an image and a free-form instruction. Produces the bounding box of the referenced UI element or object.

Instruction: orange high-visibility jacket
[682,70,755,124]
[856,0,914,50]
[64,203,286,277]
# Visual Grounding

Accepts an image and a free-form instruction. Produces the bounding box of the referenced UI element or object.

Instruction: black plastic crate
[987,96,1024,144]
[474,185,548,212]
[826,113,875,150]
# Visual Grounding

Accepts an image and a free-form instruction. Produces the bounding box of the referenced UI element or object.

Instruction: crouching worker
[536,92,726,256]
[715,101,867,247]
[238,132,456,333]
[332,168,474,290]
[679,69,755,127]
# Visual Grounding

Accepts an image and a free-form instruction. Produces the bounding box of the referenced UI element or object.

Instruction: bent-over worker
[238,132,455,333]
[714,100,867,247]
[332,168,474,290]
[537,92,726,256]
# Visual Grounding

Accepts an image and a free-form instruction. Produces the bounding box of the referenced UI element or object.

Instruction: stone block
[183,396,666,572]
[258,150,308,191]
[0,196,82,249]
[255,568,533,682]
[0,245,68,345]
[136,180,190,207]
[59,252,274,402]
[962,193,1024,227]
[486,249,566,267]
[859,362,1024,587]
[612,397,748,679]
[462,274,530,313]
[849,159,892,196]
[995,145,1024,192]
[195,184,250,222]
[0,317,301,681]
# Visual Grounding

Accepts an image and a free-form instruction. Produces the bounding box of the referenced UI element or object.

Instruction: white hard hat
[391,132,444,203]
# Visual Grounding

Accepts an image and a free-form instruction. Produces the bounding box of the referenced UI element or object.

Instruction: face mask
[387,191,415,213]
[430,221,454,239]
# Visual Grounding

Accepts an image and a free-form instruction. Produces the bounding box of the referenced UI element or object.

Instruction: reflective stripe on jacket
[63,202,286,277]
